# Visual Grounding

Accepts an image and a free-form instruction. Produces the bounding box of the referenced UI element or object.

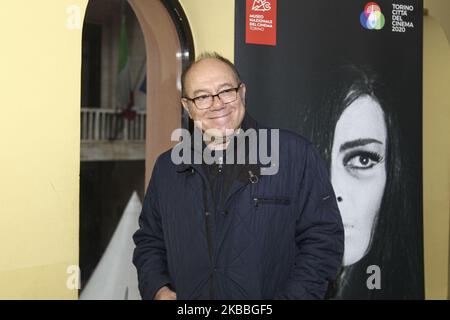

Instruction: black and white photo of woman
[299,65,423,299]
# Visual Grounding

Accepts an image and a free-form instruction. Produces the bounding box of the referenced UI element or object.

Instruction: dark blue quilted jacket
[133,113,344,300]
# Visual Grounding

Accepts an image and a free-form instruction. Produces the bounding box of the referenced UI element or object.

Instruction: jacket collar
[176,112,262,176]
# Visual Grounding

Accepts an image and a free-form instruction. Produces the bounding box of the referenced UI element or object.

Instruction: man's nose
[210,95,224,109]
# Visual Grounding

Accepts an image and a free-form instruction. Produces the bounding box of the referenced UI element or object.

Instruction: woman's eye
[344,151,383,170]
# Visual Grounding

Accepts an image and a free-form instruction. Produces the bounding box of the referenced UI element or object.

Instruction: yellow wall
[0,0,88,298]
[423,15,450,299]
[179,0,235,61]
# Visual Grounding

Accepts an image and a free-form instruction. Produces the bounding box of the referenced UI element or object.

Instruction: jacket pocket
[253,196,291,207]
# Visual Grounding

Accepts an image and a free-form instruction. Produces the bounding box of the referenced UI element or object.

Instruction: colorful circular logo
[360,2,385,30]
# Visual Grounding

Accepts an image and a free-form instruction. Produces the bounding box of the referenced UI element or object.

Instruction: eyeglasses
[184,84,242,110]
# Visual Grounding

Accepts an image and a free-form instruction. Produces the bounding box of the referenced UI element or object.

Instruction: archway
[129,0,193,184]
[79,0,194,299]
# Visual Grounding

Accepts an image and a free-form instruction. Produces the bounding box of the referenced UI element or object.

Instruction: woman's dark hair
[301,65,423,299]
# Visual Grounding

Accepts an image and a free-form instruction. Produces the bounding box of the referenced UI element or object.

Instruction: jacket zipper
[207,156,223,299]
[204,210,214,299]
[202,167,215,300]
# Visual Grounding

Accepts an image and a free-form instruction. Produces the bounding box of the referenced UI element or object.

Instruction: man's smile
[207,111,232,120]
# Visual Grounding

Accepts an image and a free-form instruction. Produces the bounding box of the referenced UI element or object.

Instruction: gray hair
[181,52,242,97]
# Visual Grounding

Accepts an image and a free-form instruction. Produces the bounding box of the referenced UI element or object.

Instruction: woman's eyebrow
[339,138,383,152]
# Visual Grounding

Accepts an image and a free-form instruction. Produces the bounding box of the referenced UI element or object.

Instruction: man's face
[181,58,246,138]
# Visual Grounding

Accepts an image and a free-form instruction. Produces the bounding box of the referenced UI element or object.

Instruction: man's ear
[181,98,192,118]
[240,83,247,102]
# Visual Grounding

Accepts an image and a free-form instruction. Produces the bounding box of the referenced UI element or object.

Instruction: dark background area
[235,0,422,156]
[81,23,102,109]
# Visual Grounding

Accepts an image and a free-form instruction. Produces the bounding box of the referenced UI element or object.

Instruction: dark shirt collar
[177,111,261,172]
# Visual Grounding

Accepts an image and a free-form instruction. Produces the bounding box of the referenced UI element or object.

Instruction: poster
[235,0,424,299]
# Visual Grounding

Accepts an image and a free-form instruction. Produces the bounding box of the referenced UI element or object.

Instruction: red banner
[245,0,277,46]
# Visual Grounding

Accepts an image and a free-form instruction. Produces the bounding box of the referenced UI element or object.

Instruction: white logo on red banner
[252,0,272,12]
[246,0,277,46]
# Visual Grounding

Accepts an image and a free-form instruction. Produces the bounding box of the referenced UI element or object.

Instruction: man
[133,52,344,300]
